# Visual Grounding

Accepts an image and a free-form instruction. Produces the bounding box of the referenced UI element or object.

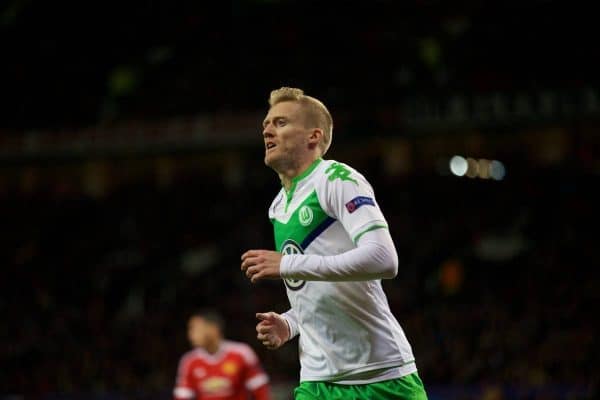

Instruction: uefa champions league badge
[345,196,375,213]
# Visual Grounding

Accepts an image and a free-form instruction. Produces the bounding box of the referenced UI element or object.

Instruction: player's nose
[262,127,275,138]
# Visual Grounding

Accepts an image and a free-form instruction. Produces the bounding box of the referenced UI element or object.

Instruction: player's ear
[308,128,323,147]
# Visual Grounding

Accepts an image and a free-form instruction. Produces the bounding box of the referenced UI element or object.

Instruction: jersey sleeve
[173,354,196,400]
[317,161,388,242]
[239,344,271,400]
[282,308,299,339]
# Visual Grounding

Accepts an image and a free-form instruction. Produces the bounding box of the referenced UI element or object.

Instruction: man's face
[187,316,213,348]
[262,101,312,171]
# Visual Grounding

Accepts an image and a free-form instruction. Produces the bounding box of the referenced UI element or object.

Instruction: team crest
[281,240,306,291]
[222,361,238,375]
[298,205,313,226]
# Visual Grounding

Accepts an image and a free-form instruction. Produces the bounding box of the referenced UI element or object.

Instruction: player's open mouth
[266,143,276,150]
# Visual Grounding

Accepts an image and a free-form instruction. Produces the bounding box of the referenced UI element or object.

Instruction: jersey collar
[291,158,322,185]
[283,158,323,211]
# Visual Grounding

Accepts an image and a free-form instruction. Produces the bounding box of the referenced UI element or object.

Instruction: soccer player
[173,310,271,400]
[241,87,428,399]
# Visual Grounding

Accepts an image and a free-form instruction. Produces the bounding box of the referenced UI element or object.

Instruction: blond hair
[268,87,333,156]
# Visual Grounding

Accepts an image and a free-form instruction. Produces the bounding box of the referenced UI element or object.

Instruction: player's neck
[279,156,320,191]
[203,339,221,355]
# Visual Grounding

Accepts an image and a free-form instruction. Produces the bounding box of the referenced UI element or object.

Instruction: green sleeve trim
[352,224,388,244]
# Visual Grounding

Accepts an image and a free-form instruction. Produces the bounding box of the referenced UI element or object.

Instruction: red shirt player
[173,310,271,400]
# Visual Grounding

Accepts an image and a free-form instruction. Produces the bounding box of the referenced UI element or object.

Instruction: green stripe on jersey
[272,190,331,252]
[285,158,323,212]
[353,224,388,244]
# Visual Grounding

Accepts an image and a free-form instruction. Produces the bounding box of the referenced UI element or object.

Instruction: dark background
[1,1,598,399]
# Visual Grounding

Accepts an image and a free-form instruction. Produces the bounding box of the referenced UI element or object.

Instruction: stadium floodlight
[489,160,506,180]
[449,155,468,176]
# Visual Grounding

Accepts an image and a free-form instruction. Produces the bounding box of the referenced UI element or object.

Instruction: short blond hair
[268,87,333,156]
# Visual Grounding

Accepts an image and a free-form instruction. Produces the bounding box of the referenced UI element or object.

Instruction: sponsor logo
[298,205,313,226]
[325,162,358,184]
[200,377,232,394]
[345,196,375,213]
[281,240,306,291]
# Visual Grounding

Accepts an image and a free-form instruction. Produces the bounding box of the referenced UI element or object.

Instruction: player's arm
[241,240,397,282]
[281,165,398,281]
[240,344,272,400]
[173,355,196,400]
[248,378,271,400]
[280,227,398,281]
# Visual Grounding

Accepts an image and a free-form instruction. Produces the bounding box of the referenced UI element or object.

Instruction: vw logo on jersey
[298,205,313,226]
[281,239,307,291]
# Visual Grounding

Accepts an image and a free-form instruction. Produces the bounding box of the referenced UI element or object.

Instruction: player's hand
[241,249,282,283]
[256,312,290,350]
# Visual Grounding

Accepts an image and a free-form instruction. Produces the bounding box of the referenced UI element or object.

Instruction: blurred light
[146,46,173,65]
[440,258,464,296]
[108,66,139,97]
[478,159,491,179]
[489,160,506,180]
[449,155,467,176]
[450,155,506,181]
[465,157,479,178]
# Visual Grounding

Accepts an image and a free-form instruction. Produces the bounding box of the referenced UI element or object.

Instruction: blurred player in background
[173,310,271,400]
[241,87,428,399]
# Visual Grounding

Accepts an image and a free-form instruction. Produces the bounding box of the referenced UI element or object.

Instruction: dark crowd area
[1,125,598,399]
[2,0,597,132]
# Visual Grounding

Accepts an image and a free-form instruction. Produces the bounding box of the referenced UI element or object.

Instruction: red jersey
[173,340,271,400]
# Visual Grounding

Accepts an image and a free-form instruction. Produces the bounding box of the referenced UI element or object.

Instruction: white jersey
[268,158,416,383]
